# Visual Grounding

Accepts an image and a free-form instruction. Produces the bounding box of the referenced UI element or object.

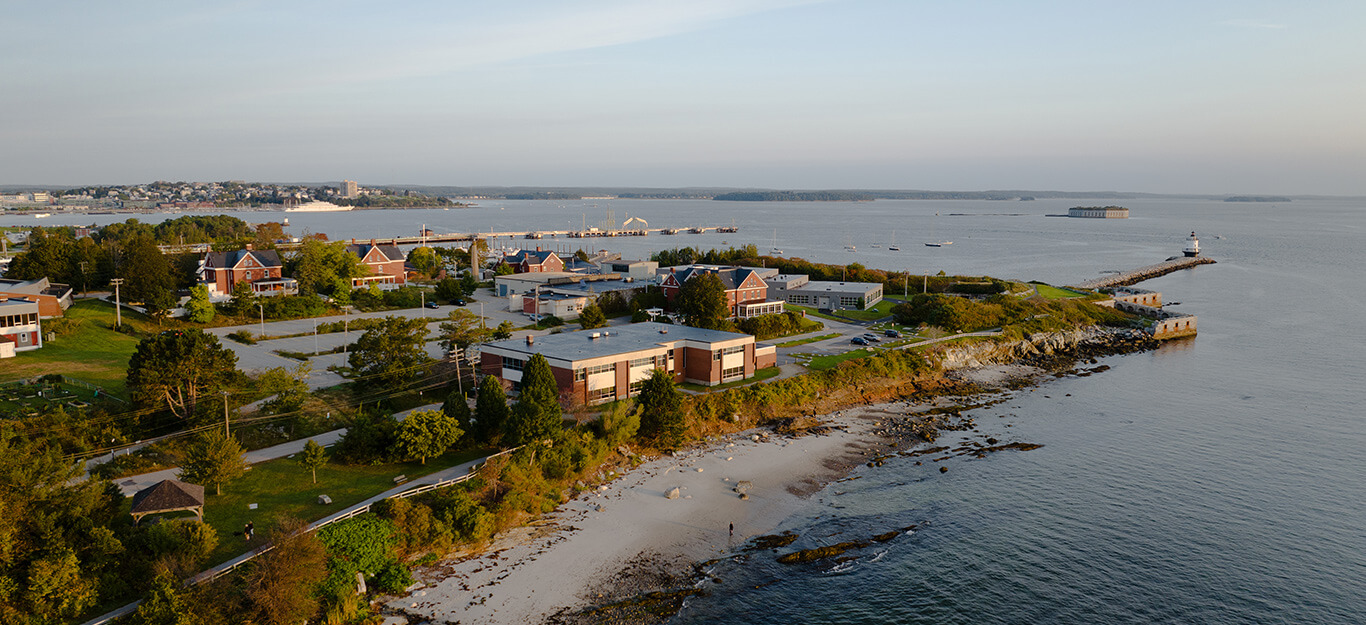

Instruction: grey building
[769,274,883,310]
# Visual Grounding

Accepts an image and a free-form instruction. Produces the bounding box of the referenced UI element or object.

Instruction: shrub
[227,330,257,345]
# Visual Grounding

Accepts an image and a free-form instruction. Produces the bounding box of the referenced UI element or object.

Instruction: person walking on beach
[729,522,734,537]
[244,521,254,541]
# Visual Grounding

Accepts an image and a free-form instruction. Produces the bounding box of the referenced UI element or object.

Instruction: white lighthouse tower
[1183,231,1200,257]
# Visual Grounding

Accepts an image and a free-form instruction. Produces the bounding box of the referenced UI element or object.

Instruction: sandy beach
[382,404,910,624]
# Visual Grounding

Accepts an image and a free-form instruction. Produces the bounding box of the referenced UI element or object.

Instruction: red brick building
[660,265,784,320]
[200,246,296,297]
[501,249,565,274]
[345,240,408,287]
[0,296,42,355]
[480,322,776,405]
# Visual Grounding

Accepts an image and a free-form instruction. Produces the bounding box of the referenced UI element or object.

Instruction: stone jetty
[1071,256,1216,290]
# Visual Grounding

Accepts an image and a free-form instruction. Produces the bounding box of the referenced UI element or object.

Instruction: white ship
[285,201,352,213]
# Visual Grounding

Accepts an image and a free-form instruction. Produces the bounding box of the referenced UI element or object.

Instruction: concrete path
[109,402,441,496]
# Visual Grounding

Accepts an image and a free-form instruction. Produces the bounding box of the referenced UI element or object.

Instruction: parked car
[453,298,467,306]
[885,329,901,338]
[851,337,868,345]
[861,333,881,342]
[425,301,440,309]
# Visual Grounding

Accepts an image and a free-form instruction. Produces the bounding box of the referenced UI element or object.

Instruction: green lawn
[775,333,841,347]
[804,349,874,370]
[785,298,899,323]
[1033,283,1086,300]
[142,446,493,566]
[678,365,782,392]
[0,299,162,398]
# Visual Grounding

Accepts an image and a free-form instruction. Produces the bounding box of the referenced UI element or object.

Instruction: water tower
[1183,231,1200,257]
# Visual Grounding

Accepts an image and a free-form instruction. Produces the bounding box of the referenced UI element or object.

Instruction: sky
[3,0,1364,194]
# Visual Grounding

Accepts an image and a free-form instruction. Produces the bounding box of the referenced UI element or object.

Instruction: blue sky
[3,0,1363,194]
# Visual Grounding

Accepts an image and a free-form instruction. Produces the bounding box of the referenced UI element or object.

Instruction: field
[0,298,162,399]
[1033,283,1087,299]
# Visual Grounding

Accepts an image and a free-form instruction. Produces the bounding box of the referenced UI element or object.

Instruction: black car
[453,299,467,306]
[851,337,868,345]
[885,329,901,338]
[425,302,440,309]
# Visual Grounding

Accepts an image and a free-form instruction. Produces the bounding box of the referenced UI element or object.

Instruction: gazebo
[130,479,205,524]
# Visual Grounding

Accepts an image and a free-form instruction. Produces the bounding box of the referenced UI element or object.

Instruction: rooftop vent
[590,332,601,339]
[525,335,534,346]
[659,328,668,334]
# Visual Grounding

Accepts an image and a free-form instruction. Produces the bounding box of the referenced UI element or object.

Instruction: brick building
[480,322,777,405]
[501,249,565,274]
[345,240,407,287]
[659,265,784,320]
[200,246,296,297]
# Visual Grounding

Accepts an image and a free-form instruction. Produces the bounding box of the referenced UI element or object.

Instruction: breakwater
[1071,256,1215,290]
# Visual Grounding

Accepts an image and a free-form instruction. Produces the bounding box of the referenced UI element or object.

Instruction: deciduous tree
[347,316,431,389]
[179,431,247,495]
[677,272,730,330]
[438,308,491,357]
[246,518,327,625]
[397,409,463,464]
[297,439,328,484]
[118,234,176,306]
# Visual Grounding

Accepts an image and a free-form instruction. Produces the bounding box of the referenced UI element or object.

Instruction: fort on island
[1068,206,1130,219]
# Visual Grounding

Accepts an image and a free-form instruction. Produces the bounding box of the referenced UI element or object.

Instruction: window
[588,387,617,402]
[503,357,526,372]
[721,366,744,381]
[788,294,810,305]
[576,362,614,380]
[840,296,860,307]
[629,356,657,368]
[629,379,647,394]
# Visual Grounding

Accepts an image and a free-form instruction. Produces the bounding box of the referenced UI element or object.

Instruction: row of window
[573,362,616,380]
[588,387,617,402]
[0,312,38,328]
[629,354,668,369]
[712,345,745,360]
[787,294,812,305]
[503,357,526,372]
[839,296,861,307]
[721,365,745,381]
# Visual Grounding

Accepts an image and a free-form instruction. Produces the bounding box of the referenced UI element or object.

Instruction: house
[500,248,565,274]
[599,259,658,281]
[516,292,590,319]
[0,277,73,318]
[200,246,297,297]
[494,272,582,298]
[767,274,883,311]
[0,296,42,356]
[659,265,785,320]
[480,322,777,405]
[345,240,407,287]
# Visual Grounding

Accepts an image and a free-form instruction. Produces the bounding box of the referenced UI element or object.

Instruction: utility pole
[313,319,319,355]
[222,391,231,436]
[79,261,88,297]
[421,291,426,319]
[110,278,124,329]
[923,271,928,294]
[342,305,351,356]
[258,302,265,338]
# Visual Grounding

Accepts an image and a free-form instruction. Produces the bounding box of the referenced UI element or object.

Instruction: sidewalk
[109,402,441,496]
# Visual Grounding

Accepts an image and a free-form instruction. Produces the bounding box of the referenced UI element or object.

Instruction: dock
[1072,256,1216,290]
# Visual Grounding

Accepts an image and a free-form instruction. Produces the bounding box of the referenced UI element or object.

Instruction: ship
[285,201,352,213]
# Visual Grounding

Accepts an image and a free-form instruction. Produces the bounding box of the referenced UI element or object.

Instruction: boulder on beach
[734,480,753,495]
[666,487,681,499]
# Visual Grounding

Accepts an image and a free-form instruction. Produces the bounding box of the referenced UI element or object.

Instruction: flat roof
[494,271,581,283]
[788,280,882,293]
[484,322,750,363]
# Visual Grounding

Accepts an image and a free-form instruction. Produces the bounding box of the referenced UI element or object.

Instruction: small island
[712,190,875,202]
[1068,206,1129,219]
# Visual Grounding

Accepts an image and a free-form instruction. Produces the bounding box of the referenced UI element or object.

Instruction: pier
[1072,256,1216,290]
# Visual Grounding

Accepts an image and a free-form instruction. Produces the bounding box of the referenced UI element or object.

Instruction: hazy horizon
[4,1,1364,195]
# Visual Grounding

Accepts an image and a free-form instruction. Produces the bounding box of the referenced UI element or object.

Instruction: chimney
[526,335,534,346]
[244,243,253,251]
[536,246,541,252]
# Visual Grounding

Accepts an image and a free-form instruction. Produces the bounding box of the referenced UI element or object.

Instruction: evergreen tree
[443,387,473,431]
[473,375,509,445]
[636,368,686,450]
[186,284,215,323]
[127,329,239,419]
[578,303,607,329]
[677,272,730,330]
[504,354,562,445]
[118,234,176,306]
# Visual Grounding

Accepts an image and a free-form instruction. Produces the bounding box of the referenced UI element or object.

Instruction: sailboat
[888,231,900,251]
[843,234,856,252]
[925,213,952,247]
[770,229,784,255]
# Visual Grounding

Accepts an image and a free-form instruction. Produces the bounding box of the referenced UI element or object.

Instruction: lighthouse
[1183,231,1200,257]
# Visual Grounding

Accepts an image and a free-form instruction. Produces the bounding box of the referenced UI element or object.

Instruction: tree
[492,320,514,340]
[406,246,440,277]
[505,354,562,446]
[228,280,258,318]
[5,227,79,284]
[473,375,509,445]
[185,284,215,323]
[677,272,730,330]
[438,308,492,357]
[636,368,686,450]
[443,387,473,431]
[287,239,368,296]
[578,303,607,329]
[118,234,176,306]
[142,288,178,326]
[246,518,327,625]
[434,277,463,303]
[494,262,514,276]
[179,431,247,495]
[347,315,431,389]
[297,439,328,483]
[24,548,98,621]
[127,329,239,419]
[599,401,641,446]
[132,566,196,625]
[257,363,311,416]
[397,409,463,464]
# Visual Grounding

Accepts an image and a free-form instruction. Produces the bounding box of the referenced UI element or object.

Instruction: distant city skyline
[3,1,1363,195]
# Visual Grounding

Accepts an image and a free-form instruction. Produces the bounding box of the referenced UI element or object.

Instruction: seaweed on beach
[745,531,800,551]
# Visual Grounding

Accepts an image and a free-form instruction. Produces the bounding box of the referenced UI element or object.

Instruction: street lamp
[258,302,265,338]
[109,278,124,329]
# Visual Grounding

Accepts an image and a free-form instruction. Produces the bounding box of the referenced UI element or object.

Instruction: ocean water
[6,197,1364,623]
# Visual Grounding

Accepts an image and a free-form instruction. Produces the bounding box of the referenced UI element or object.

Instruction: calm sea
[6,197,1365,623]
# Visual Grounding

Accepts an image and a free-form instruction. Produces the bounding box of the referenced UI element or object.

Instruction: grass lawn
[678,365,782,392]
[786,299,898,323]
[804,349,874,370]
[0,299,163,398]
[775,333,841,348]
[143,446,494,566]
[1033,283,1087,299]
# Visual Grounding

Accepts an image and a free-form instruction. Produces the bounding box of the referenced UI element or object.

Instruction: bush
[227,330,257,345]
[317,516,407,598]
[332,411,398,465]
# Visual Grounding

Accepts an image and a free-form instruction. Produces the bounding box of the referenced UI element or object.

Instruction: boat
[888,230,900,251]
[770,229,783,255]
[32,213,50,218]
[285,201,352,213]
[924,213,950,247]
